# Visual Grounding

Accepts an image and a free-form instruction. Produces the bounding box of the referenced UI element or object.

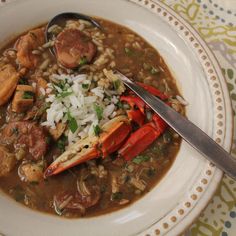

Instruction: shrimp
[16,28,45,69]
[0,64,22,106]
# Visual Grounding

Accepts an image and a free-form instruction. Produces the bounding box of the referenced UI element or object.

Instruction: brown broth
[0,17,183,218]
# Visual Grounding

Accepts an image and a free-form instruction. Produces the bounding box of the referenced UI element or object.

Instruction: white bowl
[0,0,233,235]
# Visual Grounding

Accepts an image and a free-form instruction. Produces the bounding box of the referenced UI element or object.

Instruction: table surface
[159,1,236,235]
[0,0,236,235]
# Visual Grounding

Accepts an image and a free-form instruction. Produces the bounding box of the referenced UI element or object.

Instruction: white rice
[39,87,46,96]
[41,72,124,145]
[176,95,188,106]
[104,104,115,118]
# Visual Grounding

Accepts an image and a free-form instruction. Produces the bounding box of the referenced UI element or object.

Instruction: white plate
[0,0,233,235]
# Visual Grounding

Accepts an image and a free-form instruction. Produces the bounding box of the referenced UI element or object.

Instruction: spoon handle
[116,71,236,180]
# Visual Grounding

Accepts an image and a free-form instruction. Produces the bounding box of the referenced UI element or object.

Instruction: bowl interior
[0,0,223,235]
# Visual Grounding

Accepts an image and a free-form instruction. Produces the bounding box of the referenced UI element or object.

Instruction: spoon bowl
[45,12,102,55]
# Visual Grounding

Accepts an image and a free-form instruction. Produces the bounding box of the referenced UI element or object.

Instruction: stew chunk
[54,187,100,214]
[0,146,16,177]
[16,28,45,69]
[1,121,48,160]
[12,85,34,113]
[18,161,44,183]
[0,64,21,106]
[55,29,97,68]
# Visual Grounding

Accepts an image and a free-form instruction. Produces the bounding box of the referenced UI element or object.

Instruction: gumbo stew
[0,16,185,217]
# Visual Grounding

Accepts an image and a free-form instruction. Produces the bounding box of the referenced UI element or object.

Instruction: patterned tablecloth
[158,1,236,235]
[0,0,236,235]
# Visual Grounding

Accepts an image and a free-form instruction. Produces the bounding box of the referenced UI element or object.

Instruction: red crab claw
[127,109,145,127]
[152,113,167,133]
[136,82,168,100]
[44,116,131,177]
[120,96,146,113]
[118,114,167,161]
[120,83,168,115]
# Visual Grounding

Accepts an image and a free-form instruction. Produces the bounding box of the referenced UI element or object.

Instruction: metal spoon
[116,70,236,180]
[45,12,103,55]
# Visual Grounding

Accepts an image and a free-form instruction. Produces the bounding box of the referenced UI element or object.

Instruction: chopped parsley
[57,80,67,90]
[57,135,67,151]
[22,91,34,99]
[79,57,88,66]
[111,192,123,201]
[132,155,150,164]
[113,80,121,90]
[163,132,172,143]
[82,83,89,89]
[117,101,123,109]
[124,47,133,56]
[93,104,103,120]
[19,77,28,85]
[67,112,78,133]
[93,124,101,136]
[57,91,73,98]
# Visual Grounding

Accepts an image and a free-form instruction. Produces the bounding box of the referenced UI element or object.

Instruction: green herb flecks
[79,57,88,66]
[163,131,172,144]
[93,104,103,120]
[19,77,28,85]
[124,47,133,56]
[82,83,89,89]
[55,80,67,91]
[117,101,123,109]
[111,192,123,201]
[132,155,150,164]
[57,135,67,151]
[57,91,73,98]
[152,143,167,158]
[67,112,78,133]
[22,91,34,99]
[113,80,121,90]
[93,124,101,136]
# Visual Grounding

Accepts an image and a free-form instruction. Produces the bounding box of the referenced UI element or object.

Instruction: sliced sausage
[54,187,100,215]
[1,121,48,160]
[16,28,45,69]
[55,29,97,68]
[0,145,16,177]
